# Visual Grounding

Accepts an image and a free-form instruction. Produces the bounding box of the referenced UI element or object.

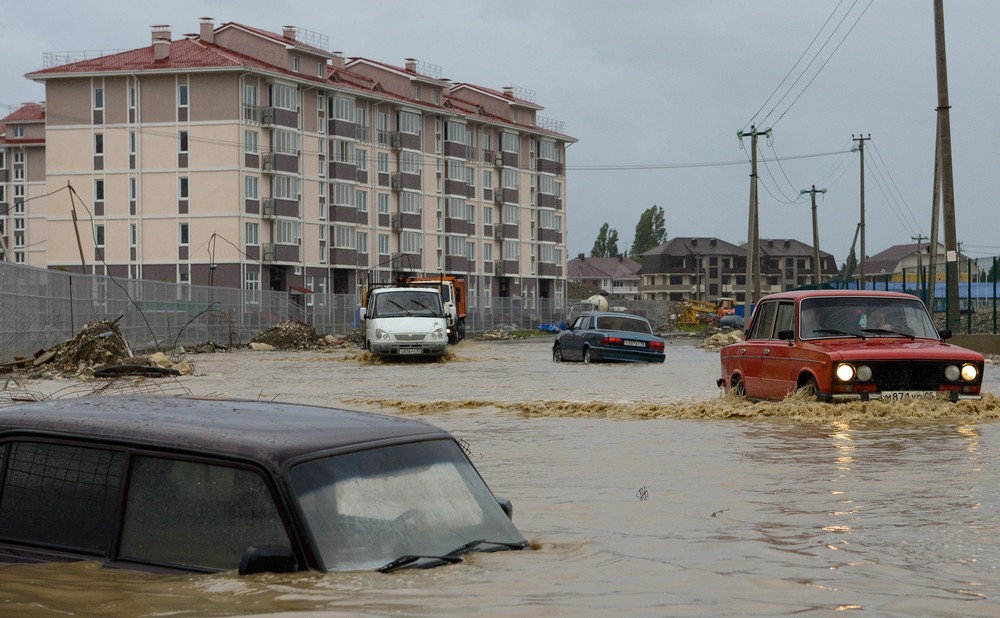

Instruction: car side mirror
[497,497,514,520]
[939,329,952,340]
[239,545,298,575]
[777,329,794,341]
[358,307,367,320]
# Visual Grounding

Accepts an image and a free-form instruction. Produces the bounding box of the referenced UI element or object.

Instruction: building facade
[0,103,46,263]
[638,236,838,302]
[566,254,641,299]
[17,19,575,307]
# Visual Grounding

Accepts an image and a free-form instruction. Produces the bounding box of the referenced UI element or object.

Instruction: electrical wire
[869,138,923,233]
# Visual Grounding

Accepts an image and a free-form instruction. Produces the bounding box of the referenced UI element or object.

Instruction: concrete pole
[934,0,960,328]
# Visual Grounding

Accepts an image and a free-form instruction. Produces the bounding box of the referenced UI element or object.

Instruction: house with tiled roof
[638,236,838,302]
[863,241,962,284]
[14,18,576,308]
[567,254,642,299]
[0,102,47,262]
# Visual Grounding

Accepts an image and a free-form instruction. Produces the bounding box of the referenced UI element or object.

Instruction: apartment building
[18,19,575,306]
[638,236,839,302]
[566,254,641,300]
[0,102,46,264]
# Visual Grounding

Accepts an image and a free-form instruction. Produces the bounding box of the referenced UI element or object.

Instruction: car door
[737,301,777,398]
[561,314,589,360]
[760,301,797,399]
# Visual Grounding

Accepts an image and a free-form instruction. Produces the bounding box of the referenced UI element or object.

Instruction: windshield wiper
[377,539,527,573]
[387,299,412,316]
[812,328,865,338]
[861,328,916,340]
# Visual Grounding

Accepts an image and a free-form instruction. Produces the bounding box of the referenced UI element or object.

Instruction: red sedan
[718,290,984,402]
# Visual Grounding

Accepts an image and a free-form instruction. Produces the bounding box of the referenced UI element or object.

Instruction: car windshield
[287,439,525,572]
[374,291,444,318]
[595,316,652,334]
[799,296,939,340]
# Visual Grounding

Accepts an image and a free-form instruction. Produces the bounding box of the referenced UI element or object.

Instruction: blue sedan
[553,311,666,363]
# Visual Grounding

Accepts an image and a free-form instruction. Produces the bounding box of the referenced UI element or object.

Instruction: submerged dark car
[553,311,666,363]
[718,290,985,402]
[0,396,526,574]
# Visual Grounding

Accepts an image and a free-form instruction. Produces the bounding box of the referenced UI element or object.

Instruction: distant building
[566,254,641,299]
[863,242,970,283]
[638,236,838,302]
[8,19,576,309]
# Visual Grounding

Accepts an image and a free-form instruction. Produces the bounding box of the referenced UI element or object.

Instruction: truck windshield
[374,291,444,318]
[288,440,525,572]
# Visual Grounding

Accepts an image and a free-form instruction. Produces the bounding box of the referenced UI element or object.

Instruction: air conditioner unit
[390,252,403,271]
[494,261,506,276]
[262,153,275,171]
[494,226,505,240]
[493,192,504,205]
[262,199,276,218]
[494,155,504,167]
[391,213,403,231]
[262,244,276,262]
[261,107,276,125]
[389,132,402,149]
[390,172,402,190]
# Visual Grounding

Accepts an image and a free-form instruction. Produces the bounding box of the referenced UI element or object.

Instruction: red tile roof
[1,102,45,123]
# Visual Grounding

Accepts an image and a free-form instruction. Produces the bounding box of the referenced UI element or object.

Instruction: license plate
[878,391,936,400]
[398,348,422,355]
[623,340,646,348]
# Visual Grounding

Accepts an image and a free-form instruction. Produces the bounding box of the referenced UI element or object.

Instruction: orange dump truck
[405,275,468,343]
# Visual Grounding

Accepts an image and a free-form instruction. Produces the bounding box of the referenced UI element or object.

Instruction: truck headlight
[430,328,446,340]
[375,328,391,341]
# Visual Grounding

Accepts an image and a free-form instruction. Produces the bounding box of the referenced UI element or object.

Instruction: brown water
[3,338,1000,616]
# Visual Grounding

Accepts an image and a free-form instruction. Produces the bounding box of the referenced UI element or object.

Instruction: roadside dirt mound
[249,319,324,350]
[50,320,133,373]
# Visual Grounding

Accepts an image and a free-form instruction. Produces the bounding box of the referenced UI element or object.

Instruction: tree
[630,205,667,259]
[591,223,620,258]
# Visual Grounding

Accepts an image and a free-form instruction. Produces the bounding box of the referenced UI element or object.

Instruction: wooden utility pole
[800,185,827,286]
[927,119,942,313]
[852,134,870,289]
[934,0,960,328]
[912,233,928,295]
[738,125,770,309]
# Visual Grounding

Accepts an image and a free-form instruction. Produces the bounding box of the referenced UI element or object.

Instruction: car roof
[580,311,648,320]
[0,396,449,470]
[758,289,922,302]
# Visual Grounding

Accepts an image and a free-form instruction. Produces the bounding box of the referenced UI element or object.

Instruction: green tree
[630,205,667,259]
[591,223,620,258]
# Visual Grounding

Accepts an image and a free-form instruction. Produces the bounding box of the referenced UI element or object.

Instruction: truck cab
[359,287,448,357]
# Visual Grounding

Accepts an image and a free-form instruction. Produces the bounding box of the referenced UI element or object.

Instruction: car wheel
[797,376,819,400]
[730,377,745,398]
[583,347,592,364]
[553,345,563,362]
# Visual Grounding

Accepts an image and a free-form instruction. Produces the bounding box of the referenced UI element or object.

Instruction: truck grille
[871,361,973,390]
[395,333,426,342]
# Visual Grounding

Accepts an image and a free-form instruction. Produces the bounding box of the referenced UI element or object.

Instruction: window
[334,182,354,207]
[95,225,105,247]
[13,151,23,164]
[334,97,355,121]
[501,131,519,153]
[400,151,421,174]
[356,190,368,212]
[129,131,136,155]
[540,209,561,230]
[378,233,389,255]
[274,175,299,200]
[334,224,355,249]
[130,224,137,247]
[356,149,368,171]
[401,231,421,254]
[274,129,298,155]
[178,131,188,153]
[239,222,256,248]
[179,177,189,200]
[448,235,466,256]
[540,244,561,264]
[355,107,368,141]
[246,271,260,304]
[274,220,300,245]
[94,133,104,155]
[129,178,137,200]
[447,198,468,220]
[0,442,124,553]
[538,140,560,161]
[503,168,519,189]
[245,130,258,154]
[94,87,104,110]
[245,176,259,200]
[334,139,354,164]
[377,152,389,173]
[483,243,493,262]
[178,84,188,107]
[291,56,300,72]
[179,223,189,246]
[482,205,493,226]
[271,83,298,111]
[118,457,288,570]
[503,204,519,225]
[94,179,105,202]
[445,120,466,143]
[398,110,421,135]
[503,239,520,260]
[356,231,368,254]
[401,191,421,214]
[377,193,389,215]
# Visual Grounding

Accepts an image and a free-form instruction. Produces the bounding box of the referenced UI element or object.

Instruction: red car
[718,290,984,402]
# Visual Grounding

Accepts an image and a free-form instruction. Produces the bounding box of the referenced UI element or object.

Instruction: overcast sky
[3,1,997,266]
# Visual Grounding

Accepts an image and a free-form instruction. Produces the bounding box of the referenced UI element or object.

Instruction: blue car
[553,311,666,363]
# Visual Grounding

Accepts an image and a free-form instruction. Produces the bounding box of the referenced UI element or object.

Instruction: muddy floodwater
[4,337,1000,616]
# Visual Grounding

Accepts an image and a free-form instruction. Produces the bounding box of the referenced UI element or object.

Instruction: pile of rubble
[701,329,744,350]
[476,328,525,341]
[248,319,325,351]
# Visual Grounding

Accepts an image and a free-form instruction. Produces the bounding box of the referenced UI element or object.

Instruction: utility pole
[738,125,770,309]
[927,119,942,313]
[934,0,960,328]
[852,134,870,290]
[799,185,827,286]
[911,233,927,295]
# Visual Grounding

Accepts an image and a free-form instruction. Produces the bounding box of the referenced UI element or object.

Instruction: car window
[0,442,123,554]
[572,315,587,330]
[746,302,778,340]
[775,302,794,335]
[596,316,651,334]
[119,456,289,571]
[800,296,939,339]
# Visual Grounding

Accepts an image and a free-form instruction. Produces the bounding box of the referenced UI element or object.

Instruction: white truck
[359,287,449,357]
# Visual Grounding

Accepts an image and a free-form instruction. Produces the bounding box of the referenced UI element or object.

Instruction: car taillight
[650,341,664,351]
[601,336,623,346]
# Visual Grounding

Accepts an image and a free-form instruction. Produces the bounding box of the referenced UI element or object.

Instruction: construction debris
[248,319,324,350]
[476,328,525,341]
[701,330,744,350]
